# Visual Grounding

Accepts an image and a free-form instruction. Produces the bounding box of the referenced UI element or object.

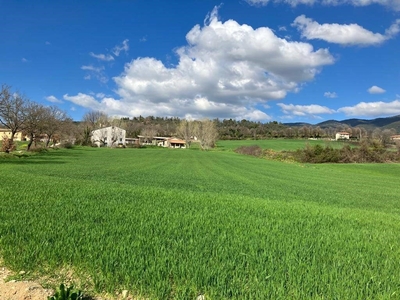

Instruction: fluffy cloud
[338,99,400,117]
[278,103,335,117]
[45,95,63,103]
[112,39,129,56]
[368,85,386,94]
[246,0,400,10]
[88,7,331,121]
[64,7,334,121]
[293,15,400,46]
[324,92,337,98]
[89,52,114,61]
[63,93,102,110]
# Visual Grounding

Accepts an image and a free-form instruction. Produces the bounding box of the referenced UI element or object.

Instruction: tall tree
[0,84,28,143]
[82,111,109,145]
[83,110,109,130]
[42,106,68,147]
[24,102,47,151]
[177,119,193,148]
[140,126,158,144]
[194,119,219,150]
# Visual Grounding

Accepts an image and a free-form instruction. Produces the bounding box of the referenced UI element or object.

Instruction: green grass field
[216,139,348,151]
[1,144,400,299]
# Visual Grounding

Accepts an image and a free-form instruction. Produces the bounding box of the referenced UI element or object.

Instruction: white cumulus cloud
[109,7,333,120]
[278,103,335,117]
[63,93,102,110]
[368,85,386,94]
[65,7,334,121]
[293,15,400,46]
[338,99,400,117]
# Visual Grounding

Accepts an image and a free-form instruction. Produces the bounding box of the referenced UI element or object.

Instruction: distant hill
[284,115,400,130]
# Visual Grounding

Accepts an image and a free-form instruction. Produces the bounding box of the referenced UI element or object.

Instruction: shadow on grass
[0,158,67,165]
[0,149,77,164]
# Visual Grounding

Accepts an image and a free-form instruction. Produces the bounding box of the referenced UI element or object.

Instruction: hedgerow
[237,140,400,163]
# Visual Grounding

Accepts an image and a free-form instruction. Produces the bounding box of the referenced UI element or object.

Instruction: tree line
[0,85,72,152]
[2,83,398,153]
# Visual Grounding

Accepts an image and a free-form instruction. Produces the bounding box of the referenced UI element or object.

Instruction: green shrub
[61,142,74,149]
[48,284,85,300]
[293,141,400,163]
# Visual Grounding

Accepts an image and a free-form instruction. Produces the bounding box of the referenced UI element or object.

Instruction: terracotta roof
[169,138,186,144]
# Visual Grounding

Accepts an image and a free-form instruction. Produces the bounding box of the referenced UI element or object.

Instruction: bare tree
[354,126,367,141]
[381,128,396,146]
[83,110,109,129]
[177,119,193,148]
[194,119,218,150]
[24,102,47,151]
[0,85,28,144]
[42,106,68,147]
[58,118,78,145]
[81,111,109,145]
[140,126,158,145]
[372,128,382,142]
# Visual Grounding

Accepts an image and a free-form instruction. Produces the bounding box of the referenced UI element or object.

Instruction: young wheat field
[0,145,399,299]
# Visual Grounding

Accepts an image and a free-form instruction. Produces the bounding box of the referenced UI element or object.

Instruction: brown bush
[235,145,263,157]
[1,136,15,153]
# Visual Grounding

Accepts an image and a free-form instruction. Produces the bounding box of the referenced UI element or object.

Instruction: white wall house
[137,136,186,148]
[91,126,126,147]
[335,132,350,140]
[155,137,186,148]
[391,135,400,141]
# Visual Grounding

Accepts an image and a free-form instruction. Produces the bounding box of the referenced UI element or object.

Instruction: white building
[335,131,350,140]
[91,126,126,147]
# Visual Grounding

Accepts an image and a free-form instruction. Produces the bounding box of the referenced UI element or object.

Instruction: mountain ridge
[284,115,400,131]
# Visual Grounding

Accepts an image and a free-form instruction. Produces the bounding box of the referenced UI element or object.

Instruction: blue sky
[1,0,400,123]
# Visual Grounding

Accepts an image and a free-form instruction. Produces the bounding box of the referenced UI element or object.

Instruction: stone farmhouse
[335,131,350,140]
[91,126,126,147]
[137,135,186,148]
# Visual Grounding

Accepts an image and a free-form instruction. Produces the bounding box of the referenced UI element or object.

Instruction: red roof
[169,138,186,144]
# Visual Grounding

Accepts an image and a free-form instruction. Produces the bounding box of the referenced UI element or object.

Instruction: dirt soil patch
[0,260,142,300]
[0,263,53,300]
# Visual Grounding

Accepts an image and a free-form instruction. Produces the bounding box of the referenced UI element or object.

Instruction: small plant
[62,141,74,149]
[48,284,84,300]
[1,135,16,153]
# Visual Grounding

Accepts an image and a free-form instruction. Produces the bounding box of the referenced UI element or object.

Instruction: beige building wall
[0,129,26,141]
